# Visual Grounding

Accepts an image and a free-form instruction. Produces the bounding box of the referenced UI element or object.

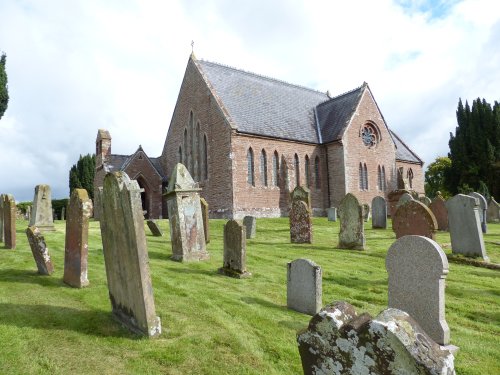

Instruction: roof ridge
[317,82,366,107]
[199,59,328,97]
[390,129,424,164]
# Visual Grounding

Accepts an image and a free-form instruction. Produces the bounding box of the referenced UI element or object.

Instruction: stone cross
[338,193,365,250]
[469,192,487,233]
[486,196,500,223]
[392,200,437,240]
[29,184,55,232]
[146,220,163,237]
[242,216,256,239]
[218,220,251,278]
[327,207,337,222]
[200,197,210,243]
[64,189,93,288]
[430,196,449,231]
[26,226,54,275]
[371,196,387,229]
[289,200,313,244]
[3,194,16,249]
[287,259,321,315]
[100,171,161,338]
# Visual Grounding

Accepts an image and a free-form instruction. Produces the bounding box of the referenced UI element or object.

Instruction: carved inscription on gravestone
[392,200,437,240]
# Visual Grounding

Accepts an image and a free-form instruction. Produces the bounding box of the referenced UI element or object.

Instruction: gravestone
[61,206,65,221]
[290,185,311,210]
[218,220,251,278]
[392,200,437,240]
[371,196,387,229]
[469,192,487,233]
[29,184,55,231]
[289,200,313,244]
[419,196,432,206]
[446,194,488,261]
[396,192,414,207]
[0,193,4,243]
[26,226,54,275]
[26,205,31,222]
[338,193,365,250]
[200,197,210,243]
[3,194,16,249]
[165,163,208,262]
[326,207,337,222]
[146,220,163,237]
[93,187,102,220]
[486,196,500,223]
[52,209,56,221]
[362,203,370,222]
[297,301,456,375]
[100,171,161,337]
[387,189,411,217]
[64,189,93,288]
[287,259,321,315]
[242,216,256,239]
[430,195,449,231]
[387,236,453,348]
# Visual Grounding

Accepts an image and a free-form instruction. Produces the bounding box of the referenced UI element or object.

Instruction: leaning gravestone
[469,192,488,233]
[371,196,387,229]
[290,185,311,210]
[297,301,456,375]
[287,259,321,315]
[26,226,54,275]
[387,189,411,217]
[64,189,93,288]
[3,194,16,249]
[0,193,4,243]
[326,207,337,222]
[387,235,453,348]
[289,200,313,244]
[165,163,208,262]
[218,220,251,278]
[338,193,365,250]
[146,220,163,237]
[446,194,488,261]
[29,184,55,232]
[242,216,256,239]
[430,195,449,231]
[487,196,500,223]
[362,203,370,222]
[392,200,437,240]
[100,171,161,337]
[200,197,210,243]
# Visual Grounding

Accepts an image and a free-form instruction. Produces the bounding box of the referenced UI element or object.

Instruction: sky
[0,0,499,201]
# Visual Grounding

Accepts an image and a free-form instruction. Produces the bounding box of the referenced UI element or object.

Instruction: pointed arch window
[194,122,200,181]
[272,151,279,187]
[247,148,255,186]
[178,146,183,164]
[359,162,368,190]
[381,166,386,191]
[202,134,208,180]
[407,168,414,189]
[260,149,268,186]
[377,166,382,191]
[314,156,321,189]
[305,155,311,187]
[294,154,300,187]
[364,163,369,190]
[188,112,194,174]
[183,128,188,167]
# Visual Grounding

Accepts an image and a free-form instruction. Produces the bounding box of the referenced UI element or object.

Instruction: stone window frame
[377,165,387,192]
[183,128,188,167]
[247,147,255,186]
[260,149,268,187]
[359,121,382,148]
[202,134,208,181]
[194,121,200,181]
[407,168,414,189]
[359,162,368,190]
[294,153,300,187]
[188,111,194,174]
[314,156,321,190]
[178,145,183,164]
[305,155,311,188]
[272,151,279,187]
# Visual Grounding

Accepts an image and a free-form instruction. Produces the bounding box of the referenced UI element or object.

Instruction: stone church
[94,54,424,219]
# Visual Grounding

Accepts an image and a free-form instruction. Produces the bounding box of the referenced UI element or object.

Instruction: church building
[94,54,424,219]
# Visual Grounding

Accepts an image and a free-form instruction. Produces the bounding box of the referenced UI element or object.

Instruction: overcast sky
[0,0,499,201]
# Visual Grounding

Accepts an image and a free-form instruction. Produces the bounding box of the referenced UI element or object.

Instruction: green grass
[0,218,499,374]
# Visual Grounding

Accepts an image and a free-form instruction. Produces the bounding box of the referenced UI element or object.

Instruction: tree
[424,156,452,198]
[68,154,96,199]
[0,52,8,120]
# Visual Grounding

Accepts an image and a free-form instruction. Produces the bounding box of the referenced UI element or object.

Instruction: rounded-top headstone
[396,193,414,208]
[371,196,387,229]
[469,192,488,233]
[429,196,448,231]
[392,200,437,240]
[338,193,365,250]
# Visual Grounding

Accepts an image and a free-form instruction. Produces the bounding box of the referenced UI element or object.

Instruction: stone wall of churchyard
[396,160,425,195]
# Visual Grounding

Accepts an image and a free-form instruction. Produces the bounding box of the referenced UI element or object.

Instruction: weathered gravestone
[469,192,487,233]
[29,184,55,232]
[93,187,103,221]
[419,196,432,206]
[165,163,208,262]
[287,259,321,315]
[297,301,456,375]
[397,192,414,208]
[387,189,411,217]
[242,215,256,239]
[362,203,370,222]
[61,206,65,221]
[0,193,4,243]
[3,194,16,249]
[218,220,251,278]
[430,195,449,231]
[338,193,365,250]
[487,196,500,223]
[387,235,453,347]
[446,194,488,261]
[26,226,54,275]
[64,189,93,288]
[200,197,210,243]
[290,185,311,210]
[392,200,437,240]
[326,207,337,222]
[146,220,163,237]
[289,200,313,244]
[371,196,387,229]
[100,171,161,337]
[26,205,31,222]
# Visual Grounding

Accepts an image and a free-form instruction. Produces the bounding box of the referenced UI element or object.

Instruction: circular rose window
[361,124,378,147]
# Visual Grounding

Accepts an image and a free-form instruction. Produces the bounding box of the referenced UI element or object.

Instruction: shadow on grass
[148,250,171,261]
[164,267,216,277]
[241,296,285,311]
[0,268,64,288]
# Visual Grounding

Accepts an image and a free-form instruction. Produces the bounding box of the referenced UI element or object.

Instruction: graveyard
[0,216,498,374]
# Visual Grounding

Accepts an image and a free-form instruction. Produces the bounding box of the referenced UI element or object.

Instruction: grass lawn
[0,217,498,374]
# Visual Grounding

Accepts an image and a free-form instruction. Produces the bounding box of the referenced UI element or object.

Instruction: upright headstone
[387,189,411,217]
[26,226,54,275]
[386,236,452,347]
[218,220,251,278]
[397,192,414,208]
[242,215,256,239]
[430,195,449,231]
[0,194,4,243]
[93,187,102,220]
[146,220,163,237]
[362,203,370,222]
[26,205,31,222]
[165,163,208,262]
[486,196,500,223]
[338,193,365,250]
[61,206,65,221]
[371,196,387,229]
[29,184,55,232]
[100,171,161,337]
[446,194,488,261]
[419,196,432,206]
[64,189,93,288]
[392,200,437,240]
[200,197,210,243]
[3,194,16,249]
[469,192,488,233]
[326,207,337,222]
[290,186,311,210]
[289,200,313,244]
[287,259,322,315]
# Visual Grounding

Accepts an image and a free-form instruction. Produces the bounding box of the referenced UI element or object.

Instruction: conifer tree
[0,53,8,120]
[69,154,96,199]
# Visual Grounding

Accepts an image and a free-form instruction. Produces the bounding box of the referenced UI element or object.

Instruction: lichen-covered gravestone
[289,200,313,244]
[338,193,365,250]
[200,197,210,243]
[26,226,54,275]
[64,189,93,288]
[287,259,321,315]
[392,200,437,240]
[218,220,251,278]
[487,196,500,223]
[242,215,256,239]
[371,196,387,229]
[430,195,449,231]
[446,194,488,261]
[469,192,488,233]
[165,163,209,262]
[396,192,414,208]
[146,220,163,237]
[290,185,311,210]
[387,189,411,217]
[0,193,4,243]
[297,301,456,375]
[29,184,55,232]
[100,171,161,338]
[327,207,337,222]
[3,194,16,249]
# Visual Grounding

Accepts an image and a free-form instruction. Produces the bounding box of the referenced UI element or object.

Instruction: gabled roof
[390,130,423,164]
[105,147,167,179]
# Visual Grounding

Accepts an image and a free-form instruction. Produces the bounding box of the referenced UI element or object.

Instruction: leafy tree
[68,154,95,199]
[0,52,8,120]
[424,156,452,198]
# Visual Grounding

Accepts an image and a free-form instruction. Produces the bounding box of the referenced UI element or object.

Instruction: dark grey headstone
[371,196,387,229]
[146,220,163,237]
[218,220,251,278]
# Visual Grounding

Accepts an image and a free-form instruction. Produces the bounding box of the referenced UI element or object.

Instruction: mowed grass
[0,217,498,375]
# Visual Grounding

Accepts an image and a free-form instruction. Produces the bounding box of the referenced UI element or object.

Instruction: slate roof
[106,153,166,179]
[390,130,423,164]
